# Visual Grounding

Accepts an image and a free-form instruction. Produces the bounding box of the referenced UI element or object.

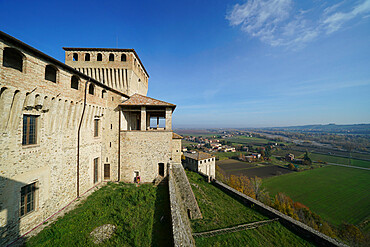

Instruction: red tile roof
[172,133,183,139]
[120,94,176,108]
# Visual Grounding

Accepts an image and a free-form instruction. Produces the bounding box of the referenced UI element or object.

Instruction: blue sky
[1,0,369,128]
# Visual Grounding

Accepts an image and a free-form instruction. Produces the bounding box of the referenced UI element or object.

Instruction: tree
[303,151,312,165]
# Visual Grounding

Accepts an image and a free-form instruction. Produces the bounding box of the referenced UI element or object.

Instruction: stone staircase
[153,176,167,186]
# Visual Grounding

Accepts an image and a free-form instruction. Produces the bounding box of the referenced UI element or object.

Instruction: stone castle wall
[119,131,173,183]
[0,36,125,246]
[65,50,148,96]
[168,163,196,247]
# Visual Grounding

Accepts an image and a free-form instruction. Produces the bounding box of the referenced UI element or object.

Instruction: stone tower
[63,48,149,96]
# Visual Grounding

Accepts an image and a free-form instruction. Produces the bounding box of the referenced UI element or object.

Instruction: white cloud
[226,0,370,47]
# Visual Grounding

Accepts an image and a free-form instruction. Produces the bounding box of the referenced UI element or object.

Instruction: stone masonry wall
[171,163,202,220]
[171,139,182,164]
[168,163,196,247]
[0,36,125,246]
[212,180,348,247]
[65,50,148,96]
[119,131,173,183]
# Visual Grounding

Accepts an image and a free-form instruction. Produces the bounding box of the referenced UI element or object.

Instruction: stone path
[192,218,279,238]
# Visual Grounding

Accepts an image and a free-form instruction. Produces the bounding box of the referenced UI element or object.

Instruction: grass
[214,151,242,161]
[263,166,370,228]
[26,183,172,247]
[309,153,370,168]
[186,171,314,246]
[225,136,271,145]
[195,222,314,247]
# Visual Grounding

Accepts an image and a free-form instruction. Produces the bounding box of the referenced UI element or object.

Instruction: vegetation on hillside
[216,166,369,246]
[26,183,171,247]
[186,171,314,247]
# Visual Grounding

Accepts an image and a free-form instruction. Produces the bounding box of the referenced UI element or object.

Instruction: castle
[0,31,182,246]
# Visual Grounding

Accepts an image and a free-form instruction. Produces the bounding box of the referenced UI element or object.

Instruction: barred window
[22,115,37,145]
[20,183,36,216]
[94,119,99,137]
[94,158,99,183]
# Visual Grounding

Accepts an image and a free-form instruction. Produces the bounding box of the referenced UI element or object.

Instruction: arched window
[71,75,79,90]
[97,53,102,61]
[73,53,78,61]
[3,47,24,72]
[121,54,127,61]
[102,90,107,98]
[45,65,57,83]
[89,84,95,95]
[109,53,114,61]
[85,53,90,61]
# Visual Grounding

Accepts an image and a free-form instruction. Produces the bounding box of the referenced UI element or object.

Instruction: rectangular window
[22,115,37,145]
[94,119,99,137]
[104,164,110,180]
[94,158,99,183]
[20,183,36,216]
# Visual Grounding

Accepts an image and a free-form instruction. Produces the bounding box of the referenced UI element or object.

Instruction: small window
[73,53,78,61]
[89,84,95,95]
[71,75,79,90]
[94,158,99,183]
[109,53,114,61]
[94,119,99,137]
[20,182,36,216]
[101,90,106,98]
[85,53,90,61]
[97,53,102,61]
[3,47,24,72]
[22,115,37,145]
[110,124,113,129]
[45,65,57,83]
[121,54,127,61]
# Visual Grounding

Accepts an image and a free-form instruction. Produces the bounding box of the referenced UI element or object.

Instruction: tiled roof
[120,94,176,108]
[172,133,183,139]
[184,151,215,161]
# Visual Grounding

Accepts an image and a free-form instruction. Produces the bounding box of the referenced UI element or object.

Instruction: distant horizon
[174,122,370,129]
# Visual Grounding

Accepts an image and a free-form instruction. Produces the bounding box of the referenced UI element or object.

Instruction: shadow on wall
[0,176,30,246]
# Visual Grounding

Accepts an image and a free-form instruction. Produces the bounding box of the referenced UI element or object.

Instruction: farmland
[186,171,314,247]
[309,153,370,168]
[263,166,370,229]
[217,159,293,178]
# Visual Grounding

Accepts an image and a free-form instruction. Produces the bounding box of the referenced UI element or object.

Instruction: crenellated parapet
[63,48,149,96]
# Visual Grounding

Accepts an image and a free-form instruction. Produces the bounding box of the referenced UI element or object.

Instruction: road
[326,162,370,171]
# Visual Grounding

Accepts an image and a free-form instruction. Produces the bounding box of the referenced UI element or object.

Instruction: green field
[225,136,271,145]
[309,153,370,168]
[215,151,243,161]
[186,171,313,246]
[26,183,171,246]
[263,166,370,228]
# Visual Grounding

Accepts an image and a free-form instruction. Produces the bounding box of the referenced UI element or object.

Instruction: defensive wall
[211,179,348,247]
[168,163,199,247]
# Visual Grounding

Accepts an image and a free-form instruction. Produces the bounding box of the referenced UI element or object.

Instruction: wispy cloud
[226,0,370,47]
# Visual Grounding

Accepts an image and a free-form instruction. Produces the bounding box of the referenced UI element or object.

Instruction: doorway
[104,164,110,180]
[158,163,164,176]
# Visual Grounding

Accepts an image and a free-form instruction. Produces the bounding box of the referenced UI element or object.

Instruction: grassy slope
[263,166,370,227]
[309,153,370,168]
[26,183,172,247]
[186,171,313,247]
